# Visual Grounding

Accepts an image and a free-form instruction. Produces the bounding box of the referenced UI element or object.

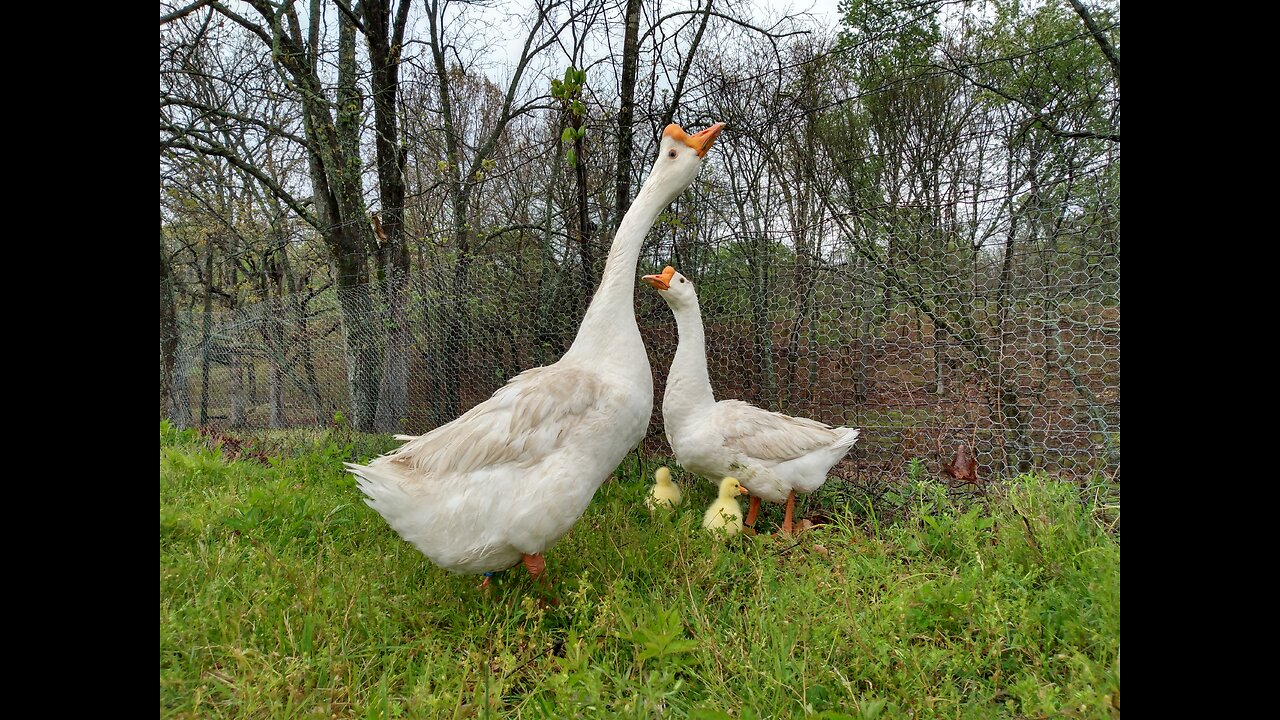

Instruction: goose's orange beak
[641,265,676,291]
[686,122,724,157]
[663,122,725,158]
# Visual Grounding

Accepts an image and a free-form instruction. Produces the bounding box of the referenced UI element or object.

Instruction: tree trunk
[364,0,413,434]
[574,119,595,313]
[613,0,642,229]
[292,292,326,426]
[375,270,410,433]
[853,251,870,404]
[427,0,468,421]
[933,324,946,395]
[535,159,558,367]
[246,355,258,405]
[420,0,557,418]
[785,109,819,409]
[228,257,247,428]
[268,334,286,428]
[444,239,471,419]
[199,239,214,426]
[231,355,247,427]
[749,233,776,410]
[995,214,1029,475]
[265,251,287,429]
[855,313,871,405]
[160,219,191,427]
[336,254,382,431]
[424,284,445,427]
[329,12,385,430]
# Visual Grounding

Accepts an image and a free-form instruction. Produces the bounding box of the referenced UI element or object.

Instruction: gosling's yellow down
[702,477,749,538]
[646,466,683,510]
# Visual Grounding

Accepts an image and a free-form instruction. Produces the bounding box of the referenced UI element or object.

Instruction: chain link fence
[160,173,1119,490]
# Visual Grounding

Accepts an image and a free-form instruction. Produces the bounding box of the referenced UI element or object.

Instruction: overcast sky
[408,0,848,93]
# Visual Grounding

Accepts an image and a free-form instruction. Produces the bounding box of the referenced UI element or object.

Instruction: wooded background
[160,0,1120,484]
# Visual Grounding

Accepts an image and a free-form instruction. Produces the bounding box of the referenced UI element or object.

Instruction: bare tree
[419,0,584,417]
[160,213,192,426]
[357,0,414,432]
[163,1,385,430]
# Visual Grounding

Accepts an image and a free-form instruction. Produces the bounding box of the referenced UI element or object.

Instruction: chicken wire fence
[160,181,1119,491]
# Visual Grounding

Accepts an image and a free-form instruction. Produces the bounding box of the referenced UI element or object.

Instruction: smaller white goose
[642,266,861,535]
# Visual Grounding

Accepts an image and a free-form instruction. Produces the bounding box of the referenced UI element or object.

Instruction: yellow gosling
[646,466,683,510]
[702,476,749,539]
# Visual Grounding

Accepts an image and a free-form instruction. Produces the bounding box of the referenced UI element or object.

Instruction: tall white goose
[346,123,724,584]
[641,266,861,535]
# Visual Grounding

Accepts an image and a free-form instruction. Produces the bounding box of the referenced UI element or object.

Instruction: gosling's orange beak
[641,265,676,291]
[738,485,749,496]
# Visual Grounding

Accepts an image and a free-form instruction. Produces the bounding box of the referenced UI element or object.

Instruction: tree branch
[941,53,1119,143]
[469,0,585,176]
[639,8,808,47]
[162,131,321,230]
[331,0,368,35]
[1067,0,1120,87]
[479,223,566,246]
[161,94,314,149]
[660,0,715,128]
[160,0,212,25]
[208,1,274,48]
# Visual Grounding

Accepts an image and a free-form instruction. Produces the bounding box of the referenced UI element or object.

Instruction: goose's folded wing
[378,365,613,484]
[713,400,842,462]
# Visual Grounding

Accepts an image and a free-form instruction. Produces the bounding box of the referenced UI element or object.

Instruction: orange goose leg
[522,553,547,582]
[744,496,761,529]
[782,490,796,536]
[523,553,558,606]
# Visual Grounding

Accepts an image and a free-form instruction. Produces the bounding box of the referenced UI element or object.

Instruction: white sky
[416,0,849,93]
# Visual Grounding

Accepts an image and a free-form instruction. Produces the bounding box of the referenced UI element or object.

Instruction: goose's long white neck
[565,173,676,361]
[664,293,717,418]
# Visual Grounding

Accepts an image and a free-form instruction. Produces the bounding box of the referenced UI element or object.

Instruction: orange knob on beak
[641,265,676,291]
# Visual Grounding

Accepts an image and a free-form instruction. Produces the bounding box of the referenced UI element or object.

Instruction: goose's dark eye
[667,149,677,158]
[679,278,686,284]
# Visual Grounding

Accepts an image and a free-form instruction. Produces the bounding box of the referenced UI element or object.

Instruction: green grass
[160,421,1120,719]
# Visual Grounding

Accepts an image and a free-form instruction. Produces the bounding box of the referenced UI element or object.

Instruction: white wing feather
[713,400,851,462]
[345,362,640,574]
[378,364,611,486]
